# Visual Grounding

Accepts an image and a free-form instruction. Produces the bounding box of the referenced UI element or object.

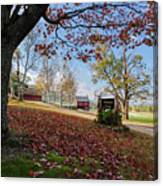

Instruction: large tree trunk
[18,86,24,101]
[124,100,129,120]
[123,48,129,120]
[60,90,63,107]
[1,5,48,139]
[1,41,14,139]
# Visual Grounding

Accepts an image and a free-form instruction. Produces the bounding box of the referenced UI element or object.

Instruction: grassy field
[128,112,154,125]
[8,99,154,126]
[1,100,156,180]
[8,99,96,120]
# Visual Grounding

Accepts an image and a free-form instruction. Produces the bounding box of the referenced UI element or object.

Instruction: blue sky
[67,44,154,100]
[23,28,154,103]
[25,43,154,105]
[16,1,155,104]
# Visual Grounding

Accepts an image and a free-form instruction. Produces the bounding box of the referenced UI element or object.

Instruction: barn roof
[24,86,41,96]
[99,93,114,99]
[76,96,89,102]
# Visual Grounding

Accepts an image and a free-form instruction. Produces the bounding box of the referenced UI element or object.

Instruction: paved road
[124,124,157,136]
[77,110,157,136]
[77,111,157,137]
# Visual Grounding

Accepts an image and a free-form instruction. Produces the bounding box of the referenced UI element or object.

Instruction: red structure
[23,94,41,101]
[23,86,41,101]
[76,96,90,110]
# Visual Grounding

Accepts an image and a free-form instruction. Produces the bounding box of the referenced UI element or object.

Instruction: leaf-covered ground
[2,106,156,180]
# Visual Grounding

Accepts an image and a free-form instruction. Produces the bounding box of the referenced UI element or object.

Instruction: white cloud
[76,81,95,100]
[26,71,37,85]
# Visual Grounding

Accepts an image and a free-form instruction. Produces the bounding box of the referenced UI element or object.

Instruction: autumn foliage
[8,106,155,180]
[34,1,157,62]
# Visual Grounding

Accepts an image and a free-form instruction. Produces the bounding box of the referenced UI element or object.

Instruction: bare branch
[43,2,144,27]
[55,25,74,47]
[43,5,98,25]
[59,22,126,30]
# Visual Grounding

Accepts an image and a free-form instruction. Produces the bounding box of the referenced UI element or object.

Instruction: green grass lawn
[2,129,155,180]
[1,151,72,178]
[1,135,102,178]
[128,112,154,124]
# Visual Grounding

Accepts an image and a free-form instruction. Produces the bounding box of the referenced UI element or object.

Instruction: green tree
[92,47,150,119]
[9,71,31,98]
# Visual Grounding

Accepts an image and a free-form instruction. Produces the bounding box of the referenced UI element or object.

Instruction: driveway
[124,124,157,136]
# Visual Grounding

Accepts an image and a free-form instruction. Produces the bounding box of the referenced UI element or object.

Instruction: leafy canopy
[34,1,157,62]
[92,46,150,102]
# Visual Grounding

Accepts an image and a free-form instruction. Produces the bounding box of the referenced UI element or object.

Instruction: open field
[2,101,156,180]
[8,99,96,120]
[123,112,154,127]
[9,99,154,126]
[129,112,154,124]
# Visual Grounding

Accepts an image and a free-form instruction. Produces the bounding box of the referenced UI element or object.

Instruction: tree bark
[124,100,129,120]
[1,6,13,139]
[60,90,63,107]
[1,5,48,139]
[1,41,14,139]
[123,48,129,120]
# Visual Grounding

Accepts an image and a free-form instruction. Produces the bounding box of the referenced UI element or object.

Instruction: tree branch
[55,25,74,47]
[103,68,124,101]
[5,5,48,49]
[43,5,98,25]
[59,22,126,30]
[43,3,144,28]
[1,6,11,32]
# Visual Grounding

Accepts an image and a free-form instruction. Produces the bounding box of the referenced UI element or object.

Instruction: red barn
[76,96,90,110]
[23,86,41,101]
[23,94,41,101]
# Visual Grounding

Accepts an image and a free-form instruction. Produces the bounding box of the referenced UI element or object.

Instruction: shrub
[97,109,122,126]
[97,110,103,124]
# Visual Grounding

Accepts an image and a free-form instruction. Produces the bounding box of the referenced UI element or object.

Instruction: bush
[97,109,122,126]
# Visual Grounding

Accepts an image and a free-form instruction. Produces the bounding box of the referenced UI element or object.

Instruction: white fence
[42,91,76,108]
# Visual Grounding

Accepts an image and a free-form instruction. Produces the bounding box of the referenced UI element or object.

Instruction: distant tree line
[129,105,153,112]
